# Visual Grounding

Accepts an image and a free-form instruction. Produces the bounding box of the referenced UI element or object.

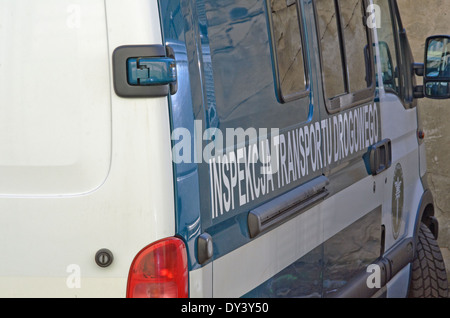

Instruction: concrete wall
[396,0,450,258]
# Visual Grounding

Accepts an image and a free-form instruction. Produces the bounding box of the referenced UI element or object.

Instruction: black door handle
[365,139,392,176]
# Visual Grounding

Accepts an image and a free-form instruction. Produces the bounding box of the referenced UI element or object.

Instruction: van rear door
[0,0,176,297]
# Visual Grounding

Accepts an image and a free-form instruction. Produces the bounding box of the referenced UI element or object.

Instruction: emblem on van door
[392,163,404,240]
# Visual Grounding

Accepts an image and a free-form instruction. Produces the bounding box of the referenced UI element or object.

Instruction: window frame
[375,0,403,97]
[266,0,310,104]
[391,0,414,107]
[313,0,376,114]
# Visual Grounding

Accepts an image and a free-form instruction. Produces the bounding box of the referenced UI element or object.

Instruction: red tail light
[126,237,188,298]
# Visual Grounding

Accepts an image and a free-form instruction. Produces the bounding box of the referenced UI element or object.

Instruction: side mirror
[424,35,450,99]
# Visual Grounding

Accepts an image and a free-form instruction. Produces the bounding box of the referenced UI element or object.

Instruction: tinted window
[340,0,369,93]
[316,0,373,109]
[269,0,307,101]
[316,0,346,98]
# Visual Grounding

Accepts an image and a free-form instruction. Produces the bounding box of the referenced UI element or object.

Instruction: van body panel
[0,0,111,196]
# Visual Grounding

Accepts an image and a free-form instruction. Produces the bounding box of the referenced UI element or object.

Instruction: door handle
[364,139,392,176]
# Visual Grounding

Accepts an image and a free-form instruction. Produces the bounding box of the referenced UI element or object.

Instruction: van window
[340,0,370,93]
[268,0,308,102]
[373,0,400,94]
[315,0,346,99]
[315,0,374,111]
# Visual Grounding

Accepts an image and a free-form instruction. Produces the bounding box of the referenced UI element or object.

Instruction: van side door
[313,0,386,296]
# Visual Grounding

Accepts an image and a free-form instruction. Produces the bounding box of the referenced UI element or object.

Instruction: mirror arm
[413,63,424,99]
[414,85,424,99]
[413,63,424,77]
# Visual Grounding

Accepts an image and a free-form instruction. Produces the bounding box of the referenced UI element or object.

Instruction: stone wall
[396,0,450,253]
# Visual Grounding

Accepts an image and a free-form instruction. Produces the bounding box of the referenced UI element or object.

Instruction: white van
[0,0,448,298]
